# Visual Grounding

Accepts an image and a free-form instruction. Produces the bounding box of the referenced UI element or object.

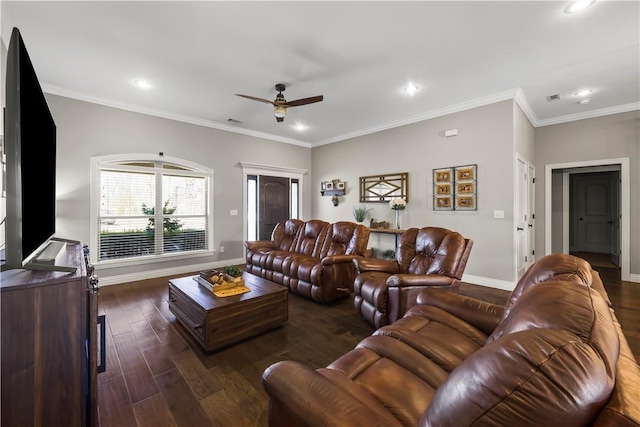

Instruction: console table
[367,228,406,257]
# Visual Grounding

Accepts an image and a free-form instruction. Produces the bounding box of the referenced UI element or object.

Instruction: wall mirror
[359,172,409,203]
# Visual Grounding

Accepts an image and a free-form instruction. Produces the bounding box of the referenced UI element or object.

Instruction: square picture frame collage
[433,164,477,211]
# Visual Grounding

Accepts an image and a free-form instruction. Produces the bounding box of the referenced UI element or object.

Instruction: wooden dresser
[1,242,99,427]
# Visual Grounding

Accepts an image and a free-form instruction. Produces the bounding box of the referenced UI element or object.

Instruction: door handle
[607,220,613,224]
[528,224,533,228]
[517,227,524,231]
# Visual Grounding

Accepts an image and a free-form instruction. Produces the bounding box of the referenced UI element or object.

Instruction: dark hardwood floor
[97,269,639,427]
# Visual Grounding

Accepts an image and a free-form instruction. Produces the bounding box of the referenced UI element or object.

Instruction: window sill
[94,250,215,270]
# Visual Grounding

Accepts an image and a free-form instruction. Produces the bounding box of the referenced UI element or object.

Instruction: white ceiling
[2,1,639,147]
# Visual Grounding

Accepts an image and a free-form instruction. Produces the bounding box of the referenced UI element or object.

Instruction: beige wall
[312,100,518,284]
[13,91,638,284]
[46,94,312,279]
[534,110,640,276]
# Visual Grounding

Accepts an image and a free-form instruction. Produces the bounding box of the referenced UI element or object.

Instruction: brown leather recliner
[353,227,473,328]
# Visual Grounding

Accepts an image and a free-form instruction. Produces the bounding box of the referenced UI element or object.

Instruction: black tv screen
[3,27,57,270]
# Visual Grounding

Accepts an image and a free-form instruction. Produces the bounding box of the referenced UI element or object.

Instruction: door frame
[564,166,619,254]
[544,157,629,281]
[240,162,307,244]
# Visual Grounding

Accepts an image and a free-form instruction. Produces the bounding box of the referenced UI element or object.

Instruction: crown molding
[535,102,640,127]
[44,84,639,147]
[42,85,312,148]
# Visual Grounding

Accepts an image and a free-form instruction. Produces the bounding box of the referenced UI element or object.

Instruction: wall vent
[546,94,561,102]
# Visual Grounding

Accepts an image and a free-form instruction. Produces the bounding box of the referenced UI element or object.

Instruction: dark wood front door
[259,175,290,240]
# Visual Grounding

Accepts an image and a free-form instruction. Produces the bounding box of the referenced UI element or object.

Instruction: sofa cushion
[320,221,368,257]
[325,335,442,426]
[423,282,619,427]
[500,254,593,322]
[294,219,330,257]
[406,228,467,277]
[375,304,488,373]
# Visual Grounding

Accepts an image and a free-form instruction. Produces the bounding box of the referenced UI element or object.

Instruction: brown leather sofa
[245,219,370,303]
[262,253,640,426]
[353,227,473,328]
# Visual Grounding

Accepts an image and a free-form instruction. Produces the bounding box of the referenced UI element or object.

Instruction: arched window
[91,154,213,264]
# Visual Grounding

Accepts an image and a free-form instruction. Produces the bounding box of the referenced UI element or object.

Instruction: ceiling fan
[236,83,323,122]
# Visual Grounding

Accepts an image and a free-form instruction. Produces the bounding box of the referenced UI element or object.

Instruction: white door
[527,163,535,268]
[516,156,528,279]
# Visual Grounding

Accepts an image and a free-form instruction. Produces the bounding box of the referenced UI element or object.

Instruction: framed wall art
[433,167,454,210]
[433,164,477,211]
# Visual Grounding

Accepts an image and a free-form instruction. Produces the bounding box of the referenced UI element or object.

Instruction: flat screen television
[2,27,74,272]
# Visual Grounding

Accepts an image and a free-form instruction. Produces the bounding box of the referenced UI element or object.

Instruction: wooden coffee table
[168,272,288,351]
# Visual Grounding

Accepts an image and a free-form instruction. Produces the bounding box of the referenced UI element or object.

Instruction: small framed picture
[336,182,345,190]
[456,195,476,210]
[433,168,452,183]
[434,196,453,210]
[456,182,474,194]
[436,184,452,195]
[455,165,476,181]
[325,182,334,190]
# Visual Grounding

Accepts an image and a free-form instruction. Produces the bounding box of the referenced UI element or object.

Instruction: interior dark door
[259,176,290,240]
[571,172,612,253]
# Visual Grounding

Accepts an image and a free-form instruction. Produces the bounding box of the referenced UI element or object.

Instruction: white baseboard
[96,257,246,287]
[96,263,637,289]
[461,274,516,292]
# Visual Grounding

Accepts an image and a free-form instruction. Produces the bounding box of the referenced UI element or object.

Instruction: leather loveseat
[262,253,640,426]
[245,219,370,303]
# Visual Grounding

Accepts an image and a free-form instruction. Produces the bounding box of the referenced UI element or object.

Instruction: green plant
[223,265,244,277]
[382,249,396,259]
[141,201,182,233]
[352,205,373,222]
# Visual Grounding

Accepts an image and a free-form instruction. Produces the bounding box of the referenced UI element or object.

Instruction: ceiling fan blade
[235,94,276,106]
[285,95,324,107]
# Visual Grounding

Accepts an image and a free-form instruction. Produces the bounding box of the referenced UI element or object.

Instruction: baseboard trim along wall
[462,274,515,291]
[96,257,246,287]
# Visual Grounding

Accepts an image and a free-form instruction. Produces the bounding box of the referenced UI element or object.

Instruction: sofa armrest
[322,254,358,266]
[415,288,504,336]
[352,257,400,274]
[387,274,457,288]
[262,360,401,427]
[245,240,275,251]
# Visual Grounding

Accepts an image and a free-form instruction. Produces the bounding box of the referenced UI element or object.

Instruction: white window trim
[90,153,214,267]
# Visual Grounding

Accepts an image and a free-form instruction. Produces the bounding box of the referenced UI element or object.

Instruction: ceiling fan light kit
[236,83,323,123]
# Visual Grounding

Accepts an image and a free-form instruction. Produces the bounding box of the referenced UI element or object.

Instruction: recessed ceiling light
[292,123,307,131]
[574,88,593,97]
[133,79,152,89]
[403,83,420,96]
[578,98,591,105]
[564,0,596,14]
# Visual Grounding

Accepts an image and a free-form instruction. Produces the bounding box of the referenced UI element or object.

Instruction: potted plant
[382,249,396,259]
[353,205,373,224]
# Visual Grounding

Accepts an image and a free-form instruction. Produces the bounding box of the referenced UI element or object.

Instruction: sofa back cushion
[293,219,330,257]
[398,227,467,278]
[499,253,593,323]
[320,221,370,258]
[271,219,304,251]
[423,282,619,427]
